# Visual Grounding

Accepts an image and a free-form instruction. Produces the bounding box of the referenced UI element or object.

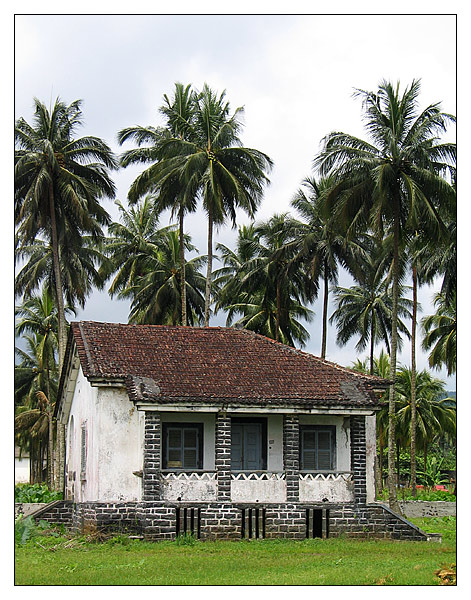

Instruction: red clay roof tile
[66,321,388,408]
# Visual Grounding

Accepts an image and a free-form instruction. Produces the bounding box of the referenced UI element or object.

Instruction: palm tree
[330,237,413,374]
[121,229,206,326]
[291,175,365,358]
[101,198,164,297]
[118,83,197,325]
[15,233,110,313]
[315,79,456,510]
[144,84,273,325]
[15,289,61,486]
[421,292,456,376]
[15,286,60,396]
[395,367,456,475]
[351,350,390,495]
[215,216,315,346]
[15,97,117,369]
[416,220,456,308]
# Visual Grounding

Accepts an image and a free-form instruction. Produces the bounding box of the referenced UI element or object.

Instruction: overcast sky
[13,11,457,388]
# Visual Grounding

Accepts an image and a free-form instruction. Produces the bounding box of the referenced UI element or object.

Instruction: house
[15,447,30,484]
[51,321,430,540]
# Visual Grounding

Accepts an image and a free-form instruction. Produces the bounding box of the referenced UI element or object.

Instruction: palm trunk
[179,207,187,327]
[370,318,375,375]
[387,202,400,513]
[48,410,54,489]
[378,437,384,495]
[410,264,418,496]
[276,278,281,342]
[204,208,213,327]
[29,444,35,484]
[48,183,67,371]
[396,443,401,489]
[321,262,329,358]
[58,422,65,493]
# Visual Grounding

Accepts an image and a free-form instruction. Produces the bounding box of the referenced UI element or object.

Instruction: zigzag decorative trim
[161,472,217,481]
[231,472,286,481]
[299,472,353,482]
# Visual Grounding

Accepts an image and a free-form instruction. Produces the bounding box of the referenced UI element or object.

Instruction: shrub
[377,487,456,502]
[15,483,63,503]
[15,515,51,545]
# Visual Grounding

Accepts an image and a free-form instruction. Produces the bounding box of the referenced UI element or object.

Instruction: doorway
[231,418,267,471]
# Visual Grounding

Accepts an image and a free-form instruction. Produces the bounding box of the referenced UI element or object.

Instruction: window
[300,425,336,471]
[162,423,203,470]
[231,418,267,471]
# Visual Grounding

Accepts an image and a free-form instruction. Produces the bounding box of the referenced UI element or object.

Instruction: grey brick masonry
[215,413,231,501]
[283,415,300,502]
[143,411,161,500]
[26,500,432,541]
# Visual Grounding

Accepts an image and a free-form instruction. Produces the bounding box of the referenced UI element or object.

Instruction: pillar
[283,414,300,502]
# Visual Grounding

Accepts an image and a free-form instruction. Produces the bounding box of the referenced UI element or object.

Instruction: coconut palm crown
[314,79,455,510]
[15,97,117,368]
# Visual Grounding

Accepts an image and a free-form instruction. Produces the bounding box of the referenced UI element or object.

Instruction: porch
[141,408,373,506]
[160,470,354,503]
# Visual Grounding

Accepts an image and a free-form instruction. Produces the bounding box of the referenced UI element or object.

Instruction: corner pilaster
[215,413,231,501]
[283,414,300,502]
[350,415,367,506]
[143,411,161,500]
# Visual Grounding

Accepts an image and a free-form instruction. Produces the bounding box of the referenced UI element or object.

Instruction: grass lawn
[14,517,456,586]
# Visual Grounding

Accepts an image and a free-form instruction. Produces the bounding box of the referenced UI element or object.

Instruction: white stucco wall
[65,374,373,505]
[65,368,142,502]
[65,366,98,502]
[96,388,143,501]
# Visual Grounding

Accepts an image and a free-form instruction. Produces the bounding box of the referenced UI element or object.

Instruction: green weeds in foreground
[14,517,456,586]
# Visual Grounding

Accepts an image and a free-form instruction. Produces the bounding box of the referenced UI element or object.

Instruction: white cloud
[12,13,457,389]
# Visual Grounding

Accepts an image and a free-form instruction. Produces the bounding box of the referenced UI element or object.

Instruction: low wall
[22,500,433,541]
[399,501,456,518]
[15,503,49,518]
[15,501,74,528]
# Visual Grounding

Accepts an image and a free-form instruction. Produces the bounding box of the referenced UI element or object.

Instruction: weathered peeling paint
[299,475,354,502]
[96,387,142,501]
[65,368,142,502]
[230,476,287,503]
[161,474,218,502]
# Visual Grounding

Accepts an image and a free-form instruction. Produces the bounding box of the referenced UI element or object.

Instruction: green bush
[377,487,456,502]
[15,515,51,545]
[15,483,63,503]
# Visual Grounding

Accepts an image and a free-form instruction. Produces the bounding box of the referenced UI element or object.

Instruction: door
[231,422,264,471]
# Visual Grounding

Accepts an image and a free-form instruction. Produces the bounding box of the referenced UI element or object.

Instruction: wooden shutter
[301,426,335,471]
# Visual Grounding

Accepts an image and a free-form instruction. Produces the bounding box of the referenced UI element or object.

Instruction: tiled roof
[63,321,388,408]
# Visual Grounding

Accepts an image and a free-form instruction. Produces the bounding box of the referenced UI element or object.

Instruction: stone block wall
[143,412,161,500]
[350,415,367,506]
[27,500,431,541]
[283,415,300,502]
[21,501,75,529]
[215,414,232,501]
